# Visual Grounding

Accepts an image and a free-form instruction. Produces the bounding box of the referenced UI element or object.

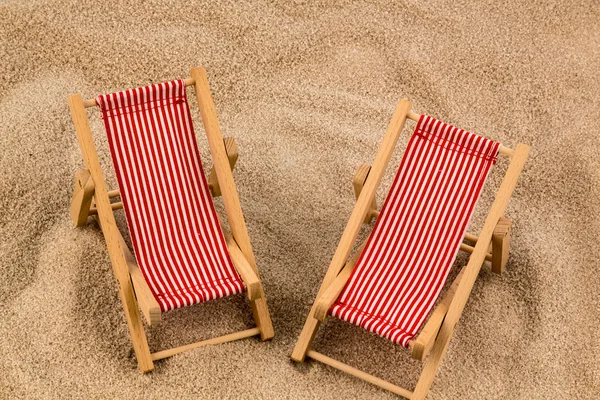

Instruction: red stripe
[331,115,500,347]
[96,80,245,312]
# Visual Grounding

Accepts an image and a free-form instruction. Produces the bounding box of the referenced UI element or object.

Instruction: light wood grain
[463,232,479,243]
[192,67,257,272]
[353,164,378,224]
[151,328,261,361]
[209,137,238,197]
[115,229,162,326]
[293,104,529,399]
[224,232,261,301]
[70,169,95,227]
[491,217,511,274]
[70,68,276,370]
[291,99,412,362]
[69,93,154,372]
[460,242,493,262]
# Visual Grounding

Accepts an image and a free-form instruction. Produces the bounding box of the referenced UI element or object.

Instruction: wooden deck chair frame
[68,67,274,373]
[291,100,529,399]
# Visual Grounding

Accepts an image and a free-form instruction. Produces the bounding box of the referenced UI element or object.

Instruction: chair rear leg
[250,291,275,341]
[70,169,95,227]
[491,217,511,274]
[291,311,322,362]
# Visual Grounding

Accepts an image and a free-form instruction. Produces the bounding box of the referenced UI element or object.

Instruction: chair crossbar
[307,350,414,399]
[151,327,261,361]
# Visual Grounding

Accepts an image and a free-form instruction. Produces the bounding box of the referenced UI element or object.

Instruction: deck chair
[291,100,529,399]
[69,67,274,372]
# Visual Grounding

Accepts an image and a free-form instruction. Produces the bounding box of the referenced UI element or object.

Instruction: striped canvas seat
[96,79,245,312]
[330,115,500,347]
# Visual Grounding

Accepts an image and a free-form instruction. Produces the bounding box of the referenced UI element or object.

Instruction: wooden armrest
[224,233,261,301]
[314,261,354,321]
[209,137,238,197]
[117,230,162,326]
[408,304,447,361]
[409,266,465,360]
[314,240,368,321]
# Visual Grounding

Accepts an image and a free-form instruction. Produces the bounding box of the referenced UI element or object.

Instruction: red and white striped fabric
[331,115,500,347]
[96,79,245,312]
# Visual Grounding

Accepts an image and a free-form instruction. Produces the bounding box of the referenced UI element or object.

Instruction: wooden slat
[192,67,257,272]
[353,164,378,224]
[191,66,274,341]
[307,350,413,399]
[208,137,238,197]
[291,99,412,362]
[68,93,154,372]
[151,327,261,361]
[412,143,530,400]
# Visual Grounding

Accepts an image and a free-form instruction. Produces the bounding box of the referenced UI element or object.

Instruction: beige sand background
[1,1,599,399]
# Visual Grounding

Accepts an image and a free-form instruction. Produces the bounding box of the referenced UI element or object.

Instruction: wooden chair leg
[291,314,322,362]
[250,294,275,341]
[70,169,95,227]
[353,164,378,224]
[208,137,238,197]
[491,217,511,274]
[90,199,154,372]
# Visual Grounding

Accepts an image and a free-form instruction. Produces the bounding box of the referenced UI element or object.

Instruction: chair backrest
[96,79,244,312]
[332,115,500,346]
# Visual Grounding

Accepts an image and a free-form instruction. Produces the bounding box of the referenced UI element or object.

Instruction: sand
[1,1,599,399]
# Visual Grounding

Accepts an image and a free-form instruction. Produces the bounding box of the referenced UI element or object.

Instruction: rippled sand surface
[1,1,598,398]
